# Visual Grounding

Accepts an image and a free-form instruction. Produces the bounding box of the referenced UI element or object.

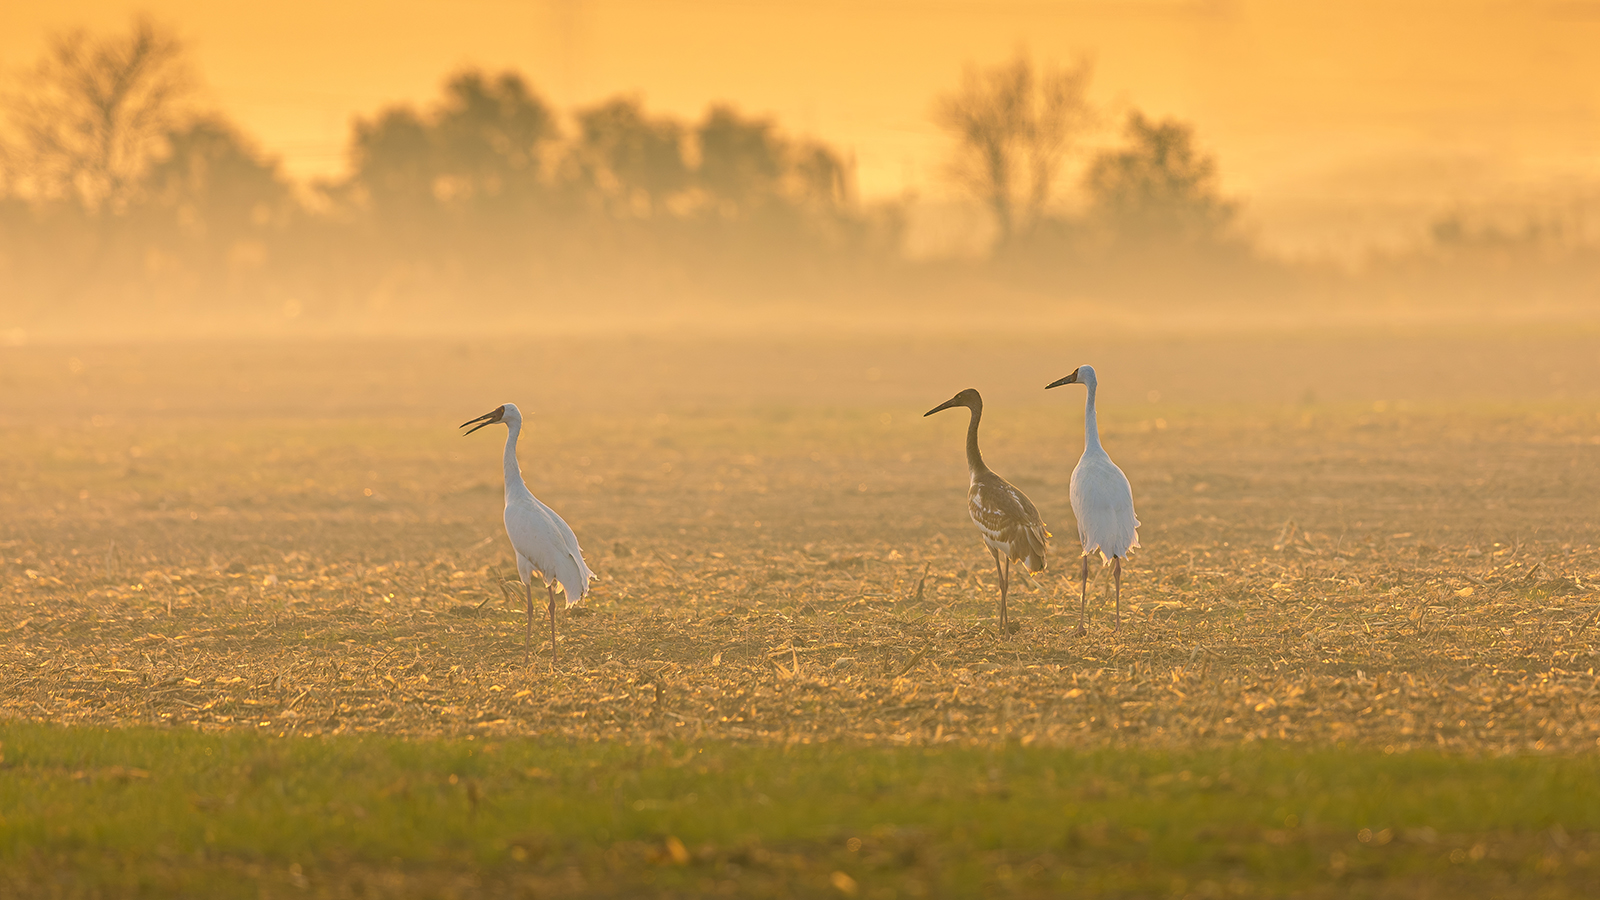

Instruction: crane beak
[460,407,504,436]
[1045,369,1081,389]
[924,396,962,417]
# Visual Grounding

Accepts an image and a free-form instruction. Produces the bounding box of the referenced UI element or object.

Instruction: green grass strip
[2,722,1597,898]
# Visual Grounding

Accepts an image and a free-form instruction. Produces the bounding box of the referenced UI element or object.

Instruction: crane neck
[964,402,988,475]
[502,419,529,499]
[1083,381,1106,456]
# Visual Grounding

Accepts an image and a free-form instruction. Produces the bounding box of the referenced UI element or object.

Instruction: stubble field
[3,326,1600,896]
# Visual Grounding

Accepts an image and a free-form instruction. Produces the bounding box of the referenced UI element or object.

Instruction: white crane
[461,403,593,670]
[1046,366,1140,635]
[926,388,1049,638]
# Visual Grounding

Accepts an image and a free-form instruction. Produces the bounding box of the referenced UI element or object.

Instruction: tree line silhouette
[2,20,1592,333]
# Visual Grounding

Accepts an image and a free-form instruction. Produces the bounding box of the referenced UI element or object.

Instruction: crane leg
[1113,556,1123,630]
[547,584,559,674]
[1076,554,1089,638]
[990,548,1007,639]
[1002,554,1012,637]
[523,579,534,665]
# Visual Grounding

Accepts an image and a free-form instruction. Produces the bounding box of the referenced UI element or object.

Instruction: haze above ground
[6,0,1600,260]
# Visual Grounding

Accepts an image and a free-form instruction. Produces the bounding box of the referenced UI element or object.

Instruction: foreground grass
[1,723,1596,898]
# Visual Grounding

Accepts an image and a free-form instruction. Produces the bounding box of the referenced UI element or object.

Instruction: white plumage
[1046,365,1140,633]
[462,402,593,668]
[1070,443,1140,563]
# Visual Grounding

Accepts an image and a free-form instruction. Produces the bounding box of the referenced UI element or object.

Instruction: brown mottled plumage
[970,476,1049,573]
[925,388,1049,638]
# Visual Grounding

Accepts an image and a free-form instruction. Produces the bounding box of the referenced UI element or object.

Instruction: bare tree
[4,18,193,214]
[571,96,689,218]
[696,105,785,214]
[935,53,1092,247]
[346,69,560,225]
[1084,111,1235,246]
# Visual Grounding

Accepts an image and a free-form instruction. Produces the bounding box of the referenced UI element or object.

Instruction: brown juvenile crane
[925,388,1049,637]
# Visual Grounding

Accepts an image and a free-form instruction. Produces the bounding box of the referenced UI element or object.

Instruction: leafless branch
[2,17,193,213]
[934,52,1093,247]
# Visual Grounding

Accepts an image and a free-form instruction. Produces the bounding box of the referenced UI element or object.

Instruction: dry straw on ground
[3,334,1599,752]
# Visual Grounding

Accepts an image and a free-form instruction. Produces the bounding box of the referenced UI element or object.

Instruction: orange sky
[5,0,1600,257]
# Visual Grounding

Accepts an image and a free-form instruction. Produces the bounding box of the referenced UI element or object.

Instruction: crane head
[925,388,982,417]
[1045,366,1093,390]
[460,405,508,435]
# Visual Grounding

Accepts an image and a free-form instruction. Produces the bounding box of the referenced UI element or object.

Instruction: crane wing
[1069,454,1140,560]
[504,498,593,607]
[969,475,1050,570]
[529,495,594,581]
